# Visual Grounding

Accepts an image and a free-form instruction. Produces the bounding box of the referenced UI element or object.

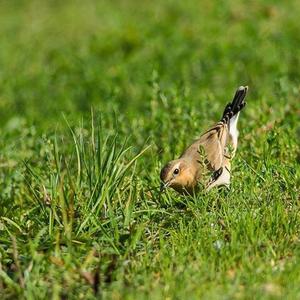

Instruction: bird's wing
[180,121,229,172]
[198,121,229,171]
[206,157,231,190]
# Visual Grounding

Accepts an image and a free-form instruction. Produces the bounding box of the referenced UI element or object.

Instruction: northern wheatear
[160,86,248,194]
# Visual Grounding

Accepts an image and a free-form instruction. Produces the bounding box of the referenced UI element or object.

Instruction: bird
[160,86,248,194]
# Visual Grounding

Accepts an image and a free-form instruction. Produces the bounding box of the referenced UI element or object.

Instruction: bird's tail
[222,86,248,153]
[221,86,248,124]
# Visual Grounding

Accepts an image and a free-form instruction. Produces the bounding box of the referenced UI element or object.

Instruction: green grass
[0,0,299,299]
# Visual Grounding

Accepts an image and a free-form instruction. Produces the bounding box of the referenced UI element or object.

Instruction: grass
[0,0,299,299]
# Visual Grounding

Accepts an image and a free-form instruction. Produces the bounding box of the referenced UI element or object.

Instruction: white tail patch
[229,112,240,150]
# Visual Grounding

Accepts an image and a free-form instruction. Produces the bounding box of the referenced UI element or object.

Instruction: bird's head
[160,159,197,194]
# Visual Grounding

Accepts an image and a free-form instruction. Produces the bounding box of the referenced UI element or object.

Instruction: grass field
[0,0,299,299]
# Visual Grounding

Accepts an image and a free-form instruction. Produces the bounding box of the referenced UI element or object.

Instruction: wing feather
[180,122,229,174]
[198,122,229,171]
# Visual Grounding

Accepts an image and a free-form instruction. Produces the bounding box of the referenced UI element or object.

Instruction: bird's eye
[173,168,179,175]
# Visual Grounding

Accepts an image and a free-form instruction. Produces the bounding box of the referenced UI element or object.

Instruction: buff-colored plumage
[160,86,248,194]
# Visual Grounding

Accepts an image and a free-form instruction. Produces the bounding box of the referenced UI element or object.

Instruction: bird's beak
[160,181,170,192]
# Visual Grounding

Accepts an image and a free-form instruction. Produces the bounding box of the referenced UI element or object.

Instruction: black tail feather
[221,86,248,123]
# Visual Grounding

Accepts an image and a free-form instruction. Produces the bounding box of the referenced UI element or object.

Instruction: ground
[0,0,299,299]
